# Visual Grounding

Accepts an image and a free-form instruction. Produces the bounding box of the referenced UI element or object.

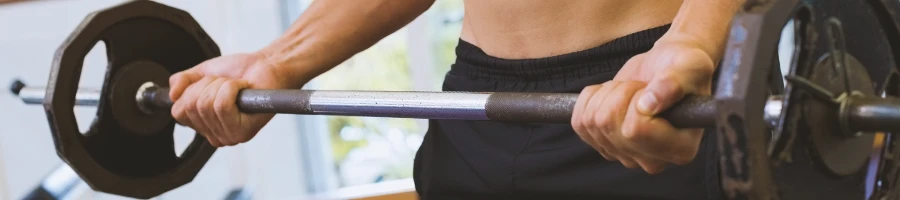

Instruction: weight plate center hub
[111,61,172,136]
[805,52,876,177]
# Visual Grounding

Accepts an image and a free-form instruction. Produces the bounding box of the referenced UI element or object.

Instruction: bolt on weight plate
[43,0,220,198]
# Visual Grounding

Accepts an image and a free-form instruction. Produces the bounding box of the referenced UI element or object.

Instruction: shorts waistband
[448,25,670,81]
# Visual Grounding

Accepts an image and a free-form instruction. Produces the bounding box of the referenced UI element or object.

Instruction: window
[285,0,465,190]
[316,29,423,187]
[432,0,465,87]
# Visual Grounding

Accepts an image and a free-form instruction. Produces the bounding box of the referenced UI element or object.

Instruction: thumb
[636,76,685,115]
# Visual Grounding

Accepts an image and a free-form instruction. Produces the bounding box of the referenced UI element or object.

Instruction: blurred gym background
[0,0,462,199]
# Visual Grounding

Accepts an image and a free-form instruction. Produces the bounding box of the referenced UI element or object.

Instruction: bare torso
[460,0,684,59]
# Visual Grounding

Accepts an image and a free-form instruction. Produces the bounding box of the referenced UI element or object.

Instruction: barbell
[12,76,900,139]
[10,0,900,199]
[11,76,717,126]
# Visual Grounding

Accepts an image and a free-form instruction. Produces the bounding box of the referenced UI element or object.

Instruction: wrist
[252,49,314,89]
[662,0,741,64]
[656,32,722,64]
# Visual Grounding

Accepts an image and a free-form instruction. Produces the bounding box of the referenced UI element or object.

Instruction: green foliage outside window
[315,0,464,187]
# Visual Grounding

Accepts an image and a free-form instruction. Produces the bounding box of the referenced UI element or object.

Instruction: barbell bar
[11,79,716,126]
[15,78,900,134]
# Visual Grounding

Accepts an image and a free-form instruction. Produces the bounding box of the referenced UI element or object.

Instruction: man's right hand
[169,52,297,147]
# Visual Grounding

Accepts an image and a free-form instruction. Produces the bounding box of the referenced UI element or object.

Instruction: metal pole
[12,82,720,125]
[846,97,900,132]
[15,87,101,106]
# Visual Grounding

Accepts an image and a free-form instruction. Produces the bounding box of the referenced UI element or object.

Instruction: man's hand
[169,53,297,147]
[571,37,716,173]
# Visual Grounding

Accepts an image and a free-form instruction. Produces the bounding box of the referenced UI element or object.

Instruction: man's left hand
[571,37,717,174]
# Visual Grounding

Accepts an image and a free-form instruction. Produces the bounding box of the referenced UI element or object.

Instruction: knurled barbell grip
[144,86,716,126]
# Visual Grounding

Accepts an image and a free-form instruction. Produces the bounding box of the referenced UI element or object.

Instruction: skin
[169,0,745,174]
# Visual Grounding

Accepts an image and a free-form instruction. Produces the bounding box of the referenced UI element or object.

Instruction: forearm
[662,0,745,63]
[258,0,435,88]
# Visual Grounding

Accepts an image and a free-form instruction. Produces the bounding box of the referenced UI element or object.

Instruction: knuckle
[172,113,189,125]
[622,130,641,142]
[592,112,612,128]
[581,85,601,93]
[183,98,198,110]
[214,99,231,113]
[593,116,616,137]
[571,118,582,130]
[172,106,192,123]
[224,80,242,91]
[196,98,212,113]
[169,73,185,84]
[572,116,588,132]
[214,82,240,112]
[171,106,185,118]
[622,80,647,90]
[655,73,680,85]
[580,115,596,129]
[621,124,644,142]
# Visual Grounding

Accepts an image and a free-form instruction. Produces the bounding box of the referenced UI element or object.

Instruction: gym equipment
[16,1,220,198]
[11,76,716,125]
[10,0,900,199]
[22,165,83,200]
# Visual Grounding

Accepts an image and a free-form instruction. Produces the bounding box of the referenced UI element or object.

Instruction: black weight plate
[768,0,896,200]
[44,0,220,198]
[713,0,799,199]
[715,0,897,199]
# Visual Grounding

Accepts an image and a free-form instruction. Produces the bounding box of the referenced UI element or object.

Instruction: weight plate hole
[778,19,797,87]
[174,126,196,157]
[74,41,108,135]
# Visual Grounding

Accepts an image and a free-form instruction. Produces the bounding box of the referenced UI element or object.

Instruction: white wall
[0,0,308,199]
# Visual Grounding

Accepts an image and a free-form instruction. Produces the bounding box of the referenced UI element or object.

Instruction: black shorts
[412,25,722,200]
